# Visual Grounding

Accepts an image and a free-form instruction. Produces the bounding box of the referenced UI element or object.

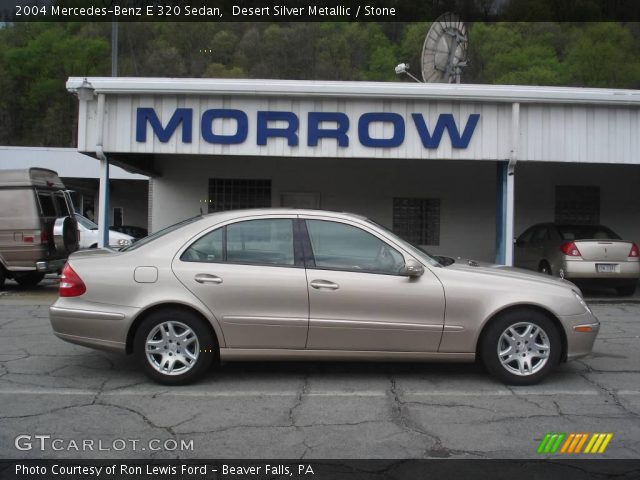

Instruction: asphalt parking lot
[1,279,639,459]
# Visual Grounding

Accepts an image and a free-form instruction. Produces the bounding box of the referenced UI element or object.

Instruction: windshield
[557,225,621,241]
[120,215,204,252]
[75,214,98,230]
[366,219,442,267]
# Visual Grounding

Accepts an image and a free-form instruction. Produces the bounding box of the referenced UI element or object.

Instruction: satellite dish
[421,13,469,83]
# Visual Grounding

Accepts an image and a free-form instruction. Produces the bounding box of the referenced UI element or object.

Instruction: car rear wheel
[481,309,561,385]
[134,309,216,385]
[616,283,637,297]
[0,266,5,290]
[14,272,45,288]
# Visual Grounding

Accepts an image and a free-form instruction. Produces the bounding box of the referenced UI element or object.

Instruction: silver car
[515,223,640,296]
[50,209,599,386]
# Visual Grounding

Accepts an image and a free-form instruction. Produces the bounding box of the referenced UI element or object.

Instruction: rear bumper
[49,301,137,353]
[36,258,67,273]
[562,259,640,280]
[560,311,600,360]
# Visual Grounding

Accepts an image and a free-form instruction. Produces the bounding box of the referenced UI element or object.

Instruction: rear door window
[54,191,72,216]
[532,226,550,243]
[181,219,297,267]
[227,219,295,266]
[37,191,56,217]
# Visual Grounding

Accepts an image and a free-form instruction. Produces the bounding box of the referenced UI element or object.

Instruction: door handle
[310,279,339,290]
[194,273,223,285]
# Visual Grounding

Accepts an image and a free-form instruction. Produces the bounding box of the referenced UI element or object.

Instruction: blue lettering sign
[201,109,248,144]
[135,107,480,150]
[136,108,192,143]
[308,112,349,147]
[412,113,480,149]
[358,113,405,148]
[257,111,299,146]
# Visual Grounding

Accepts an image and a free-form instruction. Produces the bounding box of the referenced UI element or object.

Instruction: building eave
[66,77,640,106]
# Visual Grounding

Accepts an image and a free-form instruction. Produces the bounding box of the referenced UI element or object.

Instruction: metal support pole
[95,93,110,248]
[97,159,110,248]
[496,103,519,266]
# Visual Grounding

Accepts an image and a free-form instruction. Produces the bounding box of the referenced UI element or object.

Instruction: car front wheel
[134,309,216,385]
[481,310,561,385]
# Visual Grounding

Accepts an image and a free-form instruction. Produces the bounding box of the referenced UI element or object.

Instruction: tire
[480,309,561,385]
[14,272,45,288]
[52,216,79,254]
[538,261,552,275]
[616,283,637,297]
[134,309,216,385]
[0,266,5,290]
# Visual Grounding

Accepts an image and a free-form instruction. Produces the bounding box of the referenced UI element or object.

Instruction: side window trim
[296,218,316,268]
[300,218,406,276]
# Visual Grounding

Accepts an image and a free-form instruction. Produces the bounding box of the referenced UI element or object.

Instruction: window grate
[208,178,271,213]
[555,186,600,225]
[393,198,440,246]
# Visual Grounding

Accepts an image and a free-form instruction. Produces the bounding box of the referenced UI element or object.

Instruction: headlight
[573,291,592,314]
[117,239,131,246]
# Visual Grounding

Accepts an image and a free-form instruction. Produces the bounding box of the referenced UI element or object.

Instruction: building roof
[67,77,640,106]
[0,146,148,180]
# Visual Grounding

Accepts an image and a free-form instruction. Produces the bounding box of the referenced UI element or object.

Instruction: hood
[444,258,577,291]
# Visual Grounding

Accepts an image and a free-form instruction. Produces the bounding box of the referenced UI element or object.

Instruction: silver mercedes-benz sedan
[49,209,599,386]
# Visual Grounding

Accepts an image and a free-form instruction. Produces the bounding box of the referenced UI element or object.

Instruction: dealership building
[66,77,640,265]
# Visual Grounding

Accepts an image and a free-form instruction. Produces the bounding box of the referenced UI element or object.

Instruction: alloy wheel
[145,321,200,376]
[497,322,550,376]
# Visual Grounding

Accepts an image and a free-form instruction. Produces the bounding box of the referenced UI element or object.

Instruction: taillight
[59,263,86,297]
[560,241,582,257]
[630,243,640,258]
[41,230,49,244]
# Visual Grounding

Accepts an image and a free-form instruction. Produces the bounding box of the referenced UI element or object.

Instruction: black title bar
[3,0,640,22]
[2,459,640,480]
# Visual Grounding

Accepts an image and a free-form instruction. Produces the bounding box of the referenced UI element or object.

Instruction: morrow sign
[136,108,480,149]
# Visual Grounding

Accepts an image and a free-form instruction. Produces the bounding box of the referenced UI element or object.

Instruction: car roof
[201,208,370,222]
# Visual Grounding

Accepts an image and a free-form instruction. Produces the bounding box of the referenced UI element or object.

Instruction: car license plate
[596,264,618,273]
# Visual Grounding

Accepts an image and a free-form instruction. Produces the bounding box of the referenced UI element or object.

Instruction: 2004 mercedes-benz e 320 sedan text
[49,209,599,386]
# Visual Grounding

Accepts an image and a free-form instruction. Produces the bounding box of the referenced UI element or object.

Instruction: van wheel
[14,272,45,288]
[134,309,216,385]
[480,309,561,385]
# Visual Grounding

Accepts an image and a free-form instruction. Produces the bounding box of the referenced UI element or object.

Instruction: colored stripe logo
[537,433,613,454]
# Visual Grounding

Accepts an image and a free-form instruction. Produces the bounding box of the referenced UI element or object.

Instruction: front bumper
[560,310,600,360]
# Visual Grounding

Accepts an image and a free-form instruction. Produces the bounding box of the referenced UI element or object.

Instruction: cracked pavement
[0,290,639,459]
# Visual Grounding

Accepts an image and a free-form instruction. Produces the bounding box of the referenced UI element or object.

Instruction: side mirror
[403,258,424,277]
